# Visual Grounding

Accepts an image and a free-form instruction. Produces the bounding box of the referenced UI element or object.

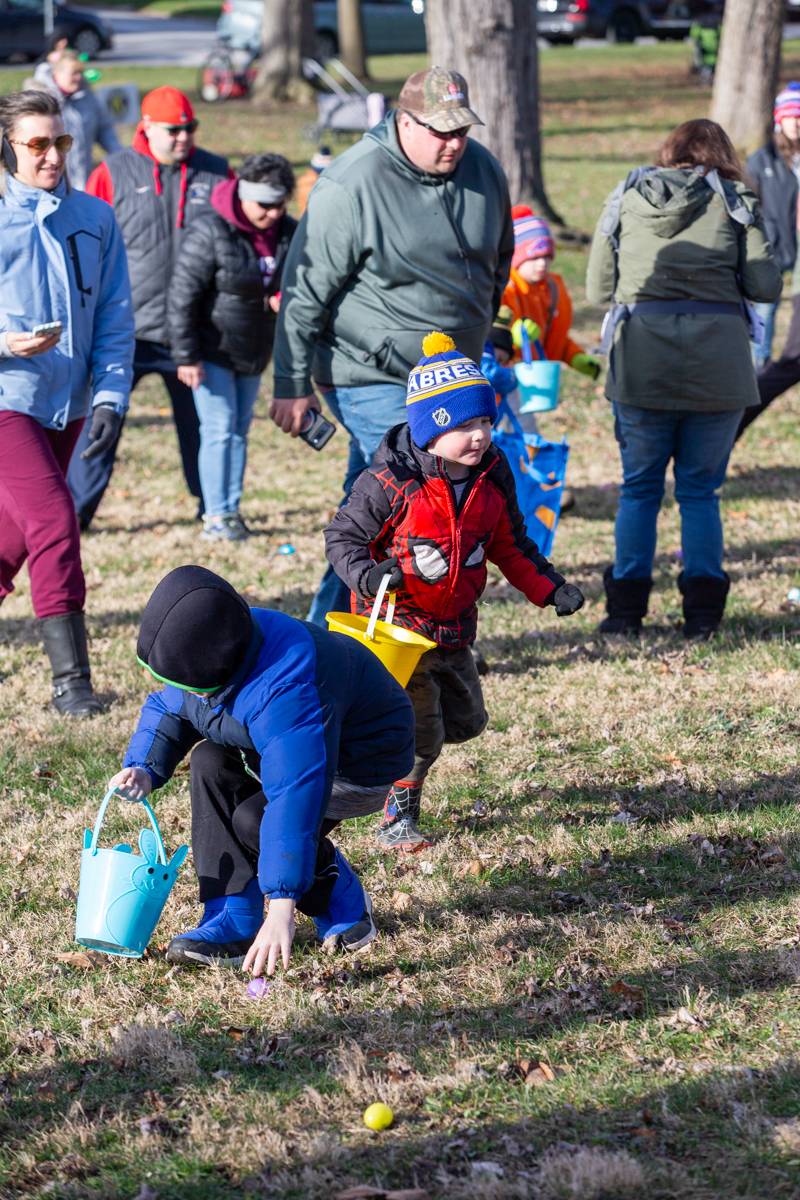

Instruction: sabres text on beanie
[406,332,496,449]
[511,203,554,270]
[136,565,253,693]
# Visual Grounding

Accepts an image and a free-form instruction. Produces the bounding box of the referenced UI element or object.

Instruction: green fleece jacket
[272,113,513,398]
[586,167,782,410]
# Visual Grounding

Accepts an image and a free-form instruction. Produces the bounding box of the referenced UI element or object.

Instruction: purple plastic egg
[246,977,274,1000]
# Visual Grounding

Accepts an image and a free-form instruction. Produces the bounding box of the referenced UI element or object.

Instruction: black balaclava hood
[136,565,253,693]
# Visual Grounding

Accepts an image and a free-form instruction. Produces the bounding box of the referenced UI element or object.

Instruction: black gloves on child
[550,582,585,617]
[81,405,122,461]
[363,556,404,597]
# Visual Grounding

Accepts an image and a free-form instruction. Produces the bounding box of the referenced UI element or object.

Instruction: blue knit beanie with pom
[406,332,496,449]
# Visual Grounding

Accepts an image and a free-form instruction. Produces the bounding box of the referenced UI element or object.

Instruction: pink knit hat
[774,83,800,128]
[511,205,554,270]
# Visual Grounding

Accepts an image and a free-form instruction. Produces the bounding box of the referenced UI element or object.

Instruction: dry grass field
[2,42,800,1200]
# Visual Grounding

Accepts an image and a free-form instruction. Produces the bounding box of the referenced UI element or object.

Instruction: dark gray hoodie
[272,112,513,397]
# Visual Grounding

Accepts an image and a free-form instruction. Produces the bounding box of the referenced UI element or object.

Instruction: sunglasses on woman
[10,134,74,156]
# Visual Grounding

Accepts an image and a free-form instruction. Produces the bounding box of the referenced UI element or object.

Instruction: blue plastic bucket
[515,360,561,413]
[75,788,188,958]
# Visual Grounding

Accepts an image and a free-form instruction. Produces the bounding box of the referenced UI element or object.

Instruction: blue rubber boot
[166,878,264,967]
[312,849,376,951]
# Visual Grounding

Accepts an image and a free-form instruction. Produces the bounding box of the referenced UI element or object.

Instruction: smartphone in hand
[31,321,62,337]
[300,409,336,451]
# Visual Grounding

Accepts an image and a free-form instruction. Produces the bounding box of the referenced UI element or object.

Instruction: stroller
[302,57,386,139]
[198,43,259,103]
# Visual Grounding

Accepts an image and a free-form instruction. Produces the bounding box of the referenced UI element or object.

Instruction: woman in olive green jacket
[586,118,782,638]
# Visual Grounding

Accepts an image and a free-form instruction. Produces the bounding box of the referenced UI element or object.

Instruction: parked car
[216,0,427,57]
[0,0,113,60]
[537,0,724,44]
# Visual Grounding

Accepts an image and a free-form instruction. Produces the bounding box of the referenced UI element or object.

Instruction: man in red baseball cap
[68,87,231,530]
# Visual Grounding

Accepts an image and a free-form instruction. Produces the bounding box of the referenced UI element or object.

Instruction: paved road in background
[4,11,800,69]
[96,8,216,65]
[97,14,800,66]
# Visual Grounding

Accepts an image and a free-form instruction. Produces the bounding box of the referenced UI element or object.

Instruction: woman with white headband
[168,153,296,540]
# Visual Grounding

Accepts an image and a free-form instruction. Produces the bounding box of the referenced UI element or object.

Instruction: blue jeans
[193,361,261,516]
[612,402,742,581]
[307,382,407,626]
[752,299,778,368]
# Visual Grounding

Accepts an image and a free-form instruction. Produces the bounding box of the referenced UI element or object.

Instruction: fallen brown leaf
[334,1190,430,1200]
[666,1005,702,1029]
[512,1056,556,1086]
[56,951,105,969]
[391,891,412,912]
[222,1026,252,1042]
[610,979,645,1004]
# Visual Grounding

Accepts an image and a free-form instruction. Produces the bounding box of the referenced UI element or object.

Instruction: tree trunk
[337,0,368,79]
[424,0,563,225]
[253,0,315,105]
[711,0,784,150]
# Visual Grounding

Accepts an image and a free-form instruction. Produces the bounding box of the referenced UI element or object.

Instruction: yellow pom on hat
[421,331,456,357]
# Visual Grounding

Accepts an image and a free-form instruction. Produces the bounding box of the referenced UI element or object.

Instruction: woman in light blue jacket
[0,88,133,717]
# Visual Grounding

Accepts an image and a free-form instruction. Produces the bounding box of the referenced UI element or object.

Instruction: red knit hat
[141,86,195,125]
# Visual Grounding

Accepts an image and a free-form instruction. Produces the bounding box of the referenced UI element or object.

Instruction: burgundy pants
[0,412,85,618]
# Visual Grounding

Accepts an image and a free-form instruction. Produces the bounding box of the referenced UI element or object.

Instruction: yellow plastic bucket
[326,574,436,687]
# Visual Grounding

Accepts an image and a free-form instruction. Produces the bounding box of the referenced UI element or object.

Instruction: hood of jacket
[136,565,254,692]
[625,167,718,238]
[210,176,278,259]
[364,110,463,188]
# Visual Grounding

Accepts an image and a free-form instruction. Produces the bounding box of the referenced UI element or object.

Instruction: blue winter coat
[123,608,414,901]
[0,175,133,429]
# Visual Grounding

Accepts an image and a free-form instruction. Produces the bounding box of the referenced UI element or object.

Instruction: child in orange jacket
[502,206,600,380]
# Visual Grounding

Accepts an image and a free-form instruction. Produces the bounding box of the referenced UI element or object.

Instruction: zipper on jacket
[66,232,94,308]
[441,183,473,286]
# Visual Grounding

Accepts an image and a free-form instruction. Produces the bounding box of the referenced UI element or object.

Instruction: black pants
[190,741,340,917]
[67,339,202,528]
[738,294,800,441]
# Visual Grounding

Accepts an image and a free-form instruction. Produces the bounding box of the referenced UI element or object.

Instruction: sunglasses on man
[405,112,471,140]
[254,199,286,211]
[10,134,74,156]
[160,120,199,136]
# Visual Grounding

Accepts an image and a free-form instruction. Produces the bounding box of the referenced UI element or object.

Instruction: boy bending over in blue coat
[108,565,415,976]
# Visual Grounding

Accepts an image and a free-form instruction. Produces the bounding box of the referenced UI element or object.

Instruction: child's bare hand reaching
[108,766,152,802]
[243,899,296,977]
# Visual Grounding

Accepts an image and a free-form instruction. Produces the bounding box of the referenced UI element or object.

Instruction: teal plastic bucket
[75,788,188,958]
[516,360,561,413]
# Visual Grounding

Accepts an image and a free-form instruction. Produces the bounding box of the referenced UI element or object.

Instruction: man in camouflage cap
[271,66,512,624]
[399,66,483,132]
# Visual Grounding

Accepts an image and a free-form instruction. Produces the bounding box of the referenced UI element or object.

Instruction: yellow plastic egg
[363,1102,394,1131]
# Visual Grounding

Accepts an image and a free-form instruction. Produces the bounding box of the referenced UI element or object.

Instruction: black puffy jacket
[168,211,297,376]
[746,142,798,273]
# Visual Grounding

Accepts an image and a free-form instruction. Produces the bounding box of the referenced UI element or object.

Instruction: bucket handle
[88,787,168,866]
[365,572,396,642]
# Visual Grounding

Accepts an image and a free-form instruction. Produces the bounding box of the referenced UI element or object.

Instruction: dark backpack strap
[598,165,658,295]
[703,168,755,228]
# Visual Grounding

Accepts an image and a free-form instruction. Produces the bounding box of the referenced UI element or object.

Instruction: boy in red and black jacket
[324,333,584,852]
